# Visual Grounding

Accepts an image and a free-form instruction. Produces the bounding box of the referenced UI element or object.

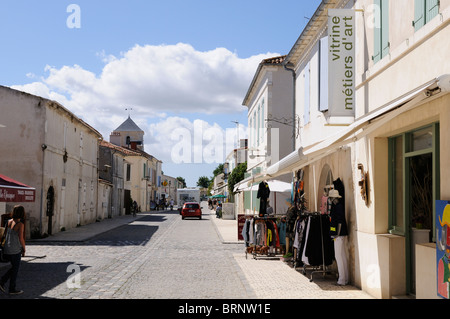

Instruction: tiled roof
[261,55,286,65]
[114,116,144,132]
[100,140,140,156]
[242,55,288,106]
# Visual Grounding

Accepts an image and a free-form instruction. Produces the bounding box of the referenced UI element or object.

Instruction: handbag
[0,226,8,263]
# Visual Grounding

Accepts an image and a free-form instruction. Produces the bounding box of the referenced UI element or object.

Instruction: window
[126,164,131,181]
[373,0,389,63]
[413,0,439,31]
[253,113,256,148]
[249,118,253,148]
[261,99,265,145]
[257,105,261,146]
[388,123,440,236]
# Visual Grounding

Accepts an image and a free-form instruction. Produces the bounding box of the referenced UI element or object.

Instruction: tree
[228,162,247,195]
[176,177,187,188]
[212,163,224,177]
[197,176,211,188]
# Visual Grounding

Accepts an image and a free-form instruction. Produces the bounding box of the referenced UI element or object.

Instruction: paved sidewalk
[13,207,374,299]
[209,211,374,300]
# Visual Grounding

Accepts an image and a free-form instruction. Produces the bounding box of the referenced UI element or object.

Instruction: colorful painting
[436,200,450,299]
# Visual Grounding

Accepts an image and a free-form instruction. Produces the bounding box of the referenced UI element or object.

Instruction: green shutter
[381,0,390,58]
[426,0,440,22]
[414,0,425,31]
[373,0,381,62]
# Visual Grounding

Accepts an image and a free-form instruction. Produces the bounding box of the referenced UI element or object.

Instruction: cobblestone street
[0,207,373,300]
[0,211,252,299]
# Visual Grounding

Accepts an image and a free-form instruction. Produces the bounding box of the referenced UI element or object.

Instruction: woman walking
[0,205,26,295]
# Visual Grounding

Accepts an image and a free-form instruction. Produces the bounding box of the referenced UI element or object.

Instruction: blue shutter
[426,0,440,22]
[381,0,390,58]
[304,63,310,125]
[414,0,425,31]
[373,0,382,63]
[319,36,329,112]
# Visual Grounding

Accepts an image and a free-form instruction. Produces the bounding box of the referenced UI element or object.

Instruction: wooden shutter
[303,63,310,125]
[372,0,381,62]
[413,0,425,31]
[319,36,329,112]
[381,0,390,58]
[426,0,440,22]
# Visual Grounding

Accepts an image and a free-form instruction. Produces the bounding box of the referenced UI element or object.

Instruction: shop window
[388,123,440,236]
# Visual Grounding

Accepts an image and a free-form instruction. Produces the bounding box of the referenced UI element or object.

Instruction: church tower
[110,116,145,151]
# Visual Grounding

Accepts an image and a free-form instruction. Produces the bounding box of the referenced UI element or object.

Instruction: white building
[0,86,102,237]
[250,0,450,299]
[109,117,162,212]
[237,55,295,216]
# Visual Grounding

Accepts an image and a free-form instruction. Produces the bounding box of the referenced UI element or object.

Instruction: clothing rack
[243,216,284,260]
[295,212,337,282]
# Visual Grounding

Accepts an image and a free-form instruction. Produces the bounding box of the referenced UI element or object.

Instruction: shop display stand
[296,212,337,282]
[245,216,284,260]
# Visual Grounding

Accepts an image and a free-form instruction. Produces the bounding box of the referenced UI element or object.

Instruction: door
[389,123,440,295]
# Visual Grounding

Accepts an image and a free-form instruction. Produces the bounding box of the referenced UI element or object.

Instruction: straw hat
[328,189,342,198]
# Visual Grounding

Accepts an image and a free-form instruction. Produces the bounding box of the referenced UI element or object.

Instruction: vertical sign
[328,9,355,118]
[436,200,450,299]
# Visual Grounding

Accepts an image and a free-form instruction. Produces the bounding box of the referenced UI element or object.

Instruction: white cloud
[11,43,274,167]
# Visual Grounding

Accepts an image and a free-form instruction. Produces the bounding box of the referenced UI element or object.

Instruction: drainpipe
[40,142,47,236]
[284,62,296,152]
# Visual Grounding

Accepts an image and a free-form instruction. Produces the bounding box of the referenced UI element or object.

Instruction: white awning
[236,180,292,193]
[255,77,445,184]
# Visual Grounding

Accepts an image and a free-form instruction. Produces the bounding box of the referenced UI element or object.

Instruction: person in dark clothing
[329,189,349,286]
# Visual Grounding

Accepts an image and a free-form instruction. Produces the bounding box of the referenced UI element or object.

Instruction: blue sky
[1,0,321,187]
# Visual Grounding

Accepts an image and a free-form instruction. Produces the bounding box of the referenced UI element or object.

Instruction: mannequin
[257,180,270,217]
[328,189,349,286]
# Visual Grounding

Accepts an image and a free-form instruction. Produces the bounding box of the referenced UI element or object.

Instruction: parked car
[181,202,202,220]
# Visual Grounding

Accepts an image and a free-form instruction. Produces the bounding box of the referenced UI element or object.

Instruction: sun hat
[328,189,342,198]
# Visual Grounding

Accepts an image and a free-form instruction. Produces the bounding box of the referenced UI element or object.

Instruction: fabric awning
[0,174,36,202]
[236,180,292,193]
[255,77,444,184]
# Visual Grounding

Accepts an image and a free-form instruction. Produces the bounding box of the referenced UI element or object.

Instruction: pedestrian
[132,200,138,217]
[0,205,26,295]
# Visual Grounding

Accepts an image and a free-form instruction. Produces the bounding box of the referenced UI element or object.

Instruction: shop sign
[328,9,355,118]
[0,187,35,203]
[238,214,246,241]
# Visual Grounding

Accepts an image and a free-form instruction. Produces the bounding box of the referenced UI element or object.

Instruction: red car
[181,202,202,220]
